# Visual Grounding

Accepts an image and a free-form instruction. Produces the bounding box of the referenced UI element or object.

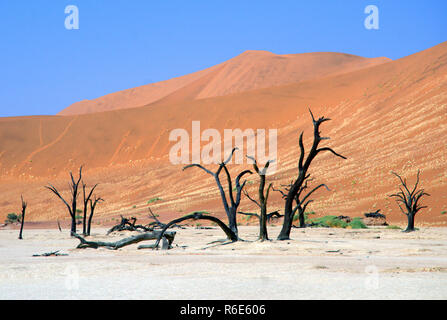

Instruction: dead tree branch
[153,212,238,249]
[183,148,252,238]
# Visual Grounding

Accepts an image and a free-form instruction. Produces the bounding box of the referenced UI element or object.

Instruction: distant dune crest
[58,50,391,115]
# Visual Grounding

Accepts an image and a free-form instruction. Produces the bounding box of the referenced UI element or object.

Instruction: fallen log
[33,250,68,257]
[72,231,176,250]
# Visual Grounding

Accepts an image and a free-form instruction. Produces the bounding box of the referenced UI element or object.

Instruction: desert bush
[308,215,367,229]
[348,217,367,229]
[6,213,21,224]
[147,197,162,204]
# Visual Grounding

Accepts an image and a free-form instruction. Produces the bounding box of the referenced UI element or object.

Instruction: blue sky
[0,0,446,117]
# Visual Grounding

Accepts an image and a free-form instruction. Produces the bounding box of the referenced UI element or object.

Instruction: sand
[0,42,446,225]
[1,226,446,300]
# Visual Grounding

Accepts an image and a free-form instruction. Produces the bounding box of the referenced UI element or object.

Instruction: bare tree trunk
[404,213,416,232]
[244,156,273,241]
[18,196,27,240]
[259,205,268,241]
[82,183,98,236]
[298,207,305,228]
[87,195,103,236]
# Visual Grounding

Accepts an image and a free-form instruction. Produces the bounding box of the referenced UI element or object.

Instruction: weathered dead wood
[33,250,68,257]
[81,182,98,236]
[146,207,186,229]
[87,195,103,236]
[183,148,252,238]
[72,231,176,250]
[107,216,154,234]
[45,166,83,235]
[277,110,346,240]
[274,177,329,228]
[153,212,238,249]
[18,195,27,240]
[244,156,274,241]
[238,211,283,222]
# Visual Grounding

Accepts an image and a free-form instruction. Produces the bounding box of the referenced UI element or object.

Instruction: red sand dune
[58,51,390,115]
[0,42,446,228]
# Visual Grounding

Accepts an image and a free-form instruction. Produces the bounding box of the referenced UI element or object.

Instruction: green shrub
[147,197,162,204]
[308,215,367,229]
[309,215,348,228]
[348,217,367,229]
[6,213,20,223]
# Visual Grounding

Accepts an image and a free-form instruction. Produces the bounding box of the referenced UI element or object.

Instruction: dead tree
[18,195,27,240]
[241,156,274,241]
[183,148,252,238]
[107,216,153,234]
[153,212,238,249]
[389,170,430,232]
[274,177,329,228]
[277,110,346,240]
[45,166,83,235]
[82,182,98,236]
[86,195,103,236]
[72,231,176,250]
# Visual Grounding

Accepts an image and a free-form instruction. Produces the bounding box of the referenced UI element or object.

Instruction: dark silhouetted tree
[45,166,83,236]
[389,170,430,232]
[239,156,274,241]
[18,195,27,240]
[86,195,103,236]
[277,110,346,240]
[82,182,98,235]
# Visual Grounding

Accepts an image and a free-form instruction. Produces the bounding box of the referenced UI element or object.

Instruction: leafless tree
[82,182,98,235]
[45,166,83,235]
[277,110,346,240]
[183,148,252,238]
[389,170,430,232]
[86,195,103,236]
[239,156,274,241]
[18,195,27,240]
